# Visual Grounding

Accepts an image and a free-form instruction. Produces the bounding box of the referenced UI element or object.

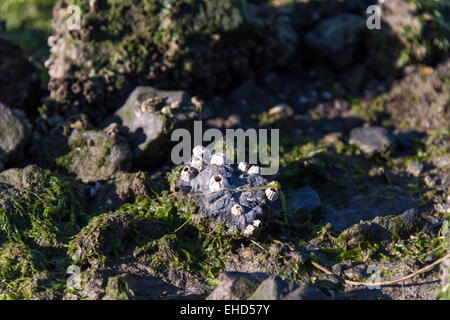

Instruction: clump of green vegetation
[411,0,450,53]
[122,191,234,284]
[0,169,88,299]
[0,173,87,246]
[0,0,57,57]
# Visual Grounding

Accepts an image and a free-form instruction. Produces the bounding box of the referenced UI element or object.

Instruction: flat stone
[290,186,322,215]
[349,126,395,156]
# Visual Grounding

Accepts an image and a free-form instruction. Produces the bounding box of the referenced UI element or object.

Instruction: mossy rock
[46,0,298,118]
[56,125,132,183]
[0,165,88,247]
[68,211,136,269]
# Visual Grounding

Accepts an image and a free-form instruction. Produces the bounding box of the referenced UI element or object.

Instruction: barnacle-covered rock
[45,0,298,118]
[176,149,281,238]
[113,86,201,167]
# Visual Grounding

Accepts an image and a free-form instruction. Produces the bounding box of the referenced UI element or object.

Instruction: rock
[289,186,322,216]
[68,211,135,269]
[339,209,433,249]
[176,152,281,238]
[208,271,324,300]
[0,165,48,193]
[0,165,50,212]
[349,126,395,156]
[248,276,298,300]
[57,126,132,183]
[113,86,200,167]
[0,102,32,166]
[0,39,40,113]
[282,286,330,300]
[45,0,298,117]
[305,14,366,69]
[207,271,269,300]
[406,161,423,177]
[378,60,450,132]
[90,172,152,213]
[343,263,367,279]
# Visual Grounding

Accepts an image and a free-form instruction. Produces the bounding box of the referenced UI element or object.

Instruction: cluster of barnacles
[174,146,281,238]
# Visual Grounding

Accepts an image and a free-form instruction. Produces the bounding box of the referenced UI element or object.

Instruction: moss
[104,276,134,300]
[0,172,87,247]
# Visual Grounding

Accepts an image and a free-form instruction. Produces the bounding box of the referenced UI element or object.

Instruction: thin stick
[311,253,450,287]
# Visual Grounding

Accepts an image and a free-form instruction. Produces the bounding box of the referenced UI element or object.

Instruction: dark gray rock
[305,14,366,69]
[208,271,327,300]
[289,186,322,215]
[114,86,201,167]
[0,102,31,166]
[349,126,395,156]
[282,286,330,300]
[176,155,281,238]
[207,271,269,300]
[248,276,298,300]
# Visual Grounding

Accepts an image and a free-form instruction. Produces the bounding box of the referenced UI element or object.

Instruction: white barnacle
[209,175,228,192]
[191,156,206,171]
[134,107,143,118]
[210,152,226,166]
[269,181,279,189]
[238,162,249,173]
[265,187,279,201]
[252,219,261,228]
[180,166,196,182]
[231,204,243,216]
[192,145,211,160]
[247,165,261,175]
[243,224,256,236]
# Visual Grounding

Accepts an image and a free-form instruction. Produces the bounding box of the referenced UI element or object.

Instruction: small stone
[406,161,423,177]
[290,186,321,215]
[349,126,395,156]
